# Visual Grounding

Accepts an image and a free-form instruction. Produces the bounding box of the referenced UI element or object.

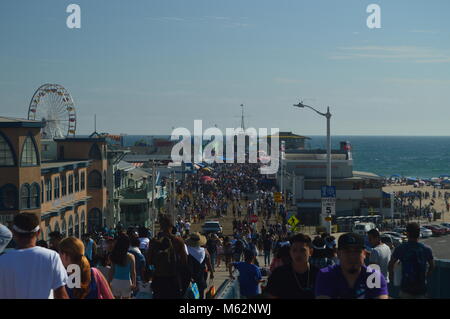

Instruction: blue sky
[1,0,450,135]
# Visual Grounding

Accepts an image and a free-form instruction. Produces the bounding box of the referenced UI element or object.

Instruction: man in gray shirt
[367,229,391,283]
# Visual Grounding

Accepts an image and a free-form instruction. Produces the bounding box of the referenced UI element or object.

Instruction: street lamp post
[294,101,332,233]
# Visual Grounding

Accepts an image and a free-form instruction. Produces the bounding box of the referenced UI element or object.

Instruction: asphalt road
[421,235,450,260]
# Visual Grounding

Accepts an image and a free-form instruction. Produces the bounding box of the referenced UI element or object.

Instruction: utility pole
[292,171,296,206]
[171,171,176,225]
[151,160,156,237]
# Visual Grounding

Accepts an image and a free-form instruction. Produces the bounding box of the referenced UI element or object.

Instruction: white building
[280,141,390,225]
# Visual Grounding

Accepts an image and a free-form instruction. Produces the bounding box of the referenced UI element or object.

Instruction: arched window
[74,171,79,192]
[20,184,31,209]
[31,183,40,208]
[20,136,38,166]
[68,215,74,237]
[54,221,60,233]
[103,170,107,187]
[61,175,67,196]
[75,213,80,238]
[81,210,85,236]
[88,170,102,188]
[81,171,86,190]
[68,174,74,194]
[46,225,52,242]
[0,132,15,166]
[46,179,52,202]
[0,184,18,210]
[89,144,102,160]
[61,218,67,238]
[54,177,60,199]
[88,208,102,233]
[41,181,44,203]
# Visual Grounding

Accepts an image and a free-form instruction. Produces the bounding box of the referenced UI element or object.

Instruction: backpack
[400,243,428,295]
[152,235,178,277]
[187,254,207,289]
[234,240,244,255]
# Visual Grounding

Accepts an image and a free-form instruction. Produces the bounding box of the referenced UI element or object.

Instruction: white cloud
[204,16,231,20]
[384,78,450,86]
[330,46,450,63]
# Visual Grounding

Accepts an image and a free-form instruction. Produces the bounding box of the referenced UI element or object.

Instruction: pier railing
[215,259,450,299]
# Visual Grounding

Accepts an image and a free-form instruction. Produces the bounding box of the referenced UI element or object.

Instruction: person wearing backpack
[233,237,245,262]
[388,222,434,299]
[148,215,189,299]
[186,232,214,299]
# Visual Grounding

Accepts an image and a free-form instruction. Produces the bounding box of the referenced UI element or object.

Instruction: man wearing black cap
[388,222,434,299]
[315,233,388,299]
[0,213,68,299]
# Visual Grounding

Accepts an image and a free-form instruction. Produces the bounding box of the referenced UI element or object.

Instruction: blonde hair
[59,237,91,299]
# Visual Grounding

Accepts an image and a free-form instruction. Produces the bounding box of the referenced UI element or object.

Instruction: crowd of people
[0,162,437,299]
[231,222,434,299]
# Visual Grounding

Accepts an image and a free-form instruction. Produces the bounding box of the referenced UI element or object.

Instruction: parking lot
[422,235,450,260]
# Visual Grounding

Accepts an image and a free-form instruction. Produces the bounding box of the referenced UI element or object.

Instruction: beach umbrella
[390,174,401,178]
[200,176,215,183]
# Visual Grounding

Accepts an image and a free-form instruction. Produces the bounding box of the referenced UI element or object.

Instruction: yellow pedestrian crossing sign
[287,215,299,227]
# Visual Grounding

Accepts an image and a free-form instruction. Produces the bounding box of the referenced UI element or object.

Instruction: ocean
[122,135,450,179]
[308,136,450,179]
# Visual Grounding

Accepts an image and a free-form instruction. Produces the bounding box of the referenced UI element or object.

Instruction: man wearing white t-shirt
[0,213,69,299]
[367,229,391,283]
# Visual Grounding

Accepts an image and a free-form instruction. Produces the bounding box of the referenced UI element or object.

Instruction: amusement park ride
[27,84,77,139]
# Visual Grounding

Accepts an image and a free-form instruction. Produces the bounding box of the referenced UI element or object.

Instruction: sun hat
[186,232,207,247]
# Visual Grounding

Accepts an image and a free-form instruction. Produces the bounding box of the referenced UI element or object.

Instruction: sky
[1,0,450,136]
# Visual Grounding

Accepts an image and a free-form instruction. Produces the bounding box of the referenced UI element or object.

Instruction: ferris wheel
[27,84,76,139]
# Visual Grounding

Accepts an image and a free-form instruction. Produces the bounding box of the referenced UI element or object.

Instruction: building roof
[117,160,134,171]
[128,167,151,181]
[41,160,91,174]
[123,154,171,162]
[0,116,44,128]
[285,153,348,160]
[54,136,106,142]
[267,132,311,140]
[352,171,383,180]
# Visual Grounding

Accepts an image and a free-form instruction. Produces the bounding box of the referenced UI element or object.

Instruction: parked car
[380,233,402,248]
[201,221,223,235]
[432,224,450,234]
[420,227,433,238]
[441,222,450,229]
[393,227,407,235]
[382,231,407,243]
[352,222,376,236]
[423,225,446,236]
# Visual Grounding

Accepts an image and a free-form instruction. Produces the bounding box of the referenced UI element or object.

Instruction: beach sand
[383,185,450,223]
